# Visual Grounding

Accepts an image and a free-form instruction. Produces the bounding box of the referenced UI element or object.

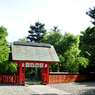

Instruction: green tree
[59,33,89,72]
[0,26,10,63]
[86,6,95,25]
[0,26,17,72]
[50,26,61,33]
[0,26,12,72]
[43,32,63,54]
[27,21,47,43]
[43,32,63,72]
[80,26,95,72]
[44,32,89,72]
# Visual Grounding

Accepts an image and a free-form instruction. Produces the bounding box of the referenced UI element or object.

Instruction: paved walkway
[0,84,72,95]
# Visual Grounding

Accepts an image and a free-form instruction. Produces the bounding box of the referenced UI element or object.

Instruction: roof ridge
[13,41,51,48]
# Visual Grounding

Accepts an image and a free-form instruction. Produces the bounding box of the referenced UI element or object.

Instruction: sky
[0,0,95,42]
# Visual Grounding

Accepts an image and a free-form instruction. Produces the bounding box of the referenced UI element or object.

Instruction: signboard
[35,63,39,67]
[30,63,34,67]
[26,63,30,67]
[40,63,43,68]
[45,64,47,68]
[22,63,24,67]
[22,63,47,68]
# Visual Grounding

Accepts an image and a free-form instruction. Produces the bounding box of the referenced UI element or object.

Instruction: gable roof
[10,42,60,62]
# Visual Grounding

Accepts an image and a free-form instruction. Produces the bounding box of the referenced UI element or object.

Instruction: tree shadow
[78,88,95,95]
[75,81,95,86]
[73,81,95,95]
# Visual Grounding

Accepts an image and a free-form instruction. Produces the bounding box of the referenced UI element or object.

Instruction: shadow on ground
[74,81,95,95]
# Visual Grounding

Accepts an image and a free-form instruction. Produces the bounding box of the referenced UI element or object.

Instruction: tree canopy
[27,21,47,43]
[50,26,61,33]
[80,26,95,72]
[43,32,89,72]
[0,26,10,64]
[0,26,17,72]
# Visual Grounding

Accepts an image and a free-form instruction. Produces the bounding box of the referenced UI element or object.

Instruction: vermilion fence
[0,73,19,84]
[49,72,93,84]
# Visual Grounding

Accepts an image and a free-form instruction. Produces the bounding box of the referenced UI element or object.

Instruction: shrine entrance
[8,41,59,85]
[13,61,53,85]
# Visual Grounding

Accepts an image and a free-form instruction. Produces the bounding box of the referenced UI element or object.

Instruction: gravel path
[0,84,36,95]
[0,84,72,95]
[0,82,95,95]
[48,81,95,95]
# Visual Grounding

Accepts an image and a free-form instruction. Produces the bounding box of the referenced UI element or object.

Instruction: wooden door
[41,63,49,84]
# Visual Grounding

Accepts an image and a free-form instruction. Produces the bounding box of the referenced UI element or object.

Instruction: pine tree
[27,21,47,43]
[86,6,95,25]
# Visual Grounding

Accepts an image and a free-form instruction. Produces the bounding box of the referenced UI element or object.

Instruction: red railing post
[7,75,8,84]
[23,63,25,85]
[17,75,19,84]
[10,75,11,84]
[1,75,3,83]
[0,75,1,83]
[5,75,6,84]
[43,63,45,84]
[2,75,4,83]
[14,75,16,84]
[47,63,49,84]
[12,75,13,84]
[8,75,9,83]
[19,63,22,85]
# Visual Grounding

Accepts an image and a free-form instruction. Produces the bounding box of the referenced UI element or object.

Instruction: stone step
[25,81,41,85]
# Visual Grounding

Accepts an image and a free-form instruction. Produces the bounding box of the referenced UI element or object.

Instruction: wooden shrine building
[10,41,59,85]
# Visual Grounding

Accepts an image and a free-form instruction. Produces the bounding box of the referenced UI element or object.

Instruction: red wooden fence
[0,74,19,84]
[49,73,91,84]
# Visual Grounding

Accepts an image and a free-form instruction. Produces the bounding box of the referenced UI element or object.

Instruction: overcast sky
[0,0,94,42]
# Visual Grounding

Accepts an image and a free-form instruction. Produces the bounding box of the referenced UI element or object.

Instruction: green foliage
[59,33,80,54]
[0,26,17,72]
[61,34,89,72]
[18,36,29,42]
[43,32,62,45]
[44,32,63,72]
[0,26,10,63]
[61,49,78,72]
[43,32,63,55]
[49,62,60,72]
[44,32,89,72]
[27,21,47,43]
[75,57,89,68]
[25,68,35,77]
[0,26,8,38]
[50,26,61,33]
[86,6,95,25]
[80,26,95,72]
[2,62,17,72]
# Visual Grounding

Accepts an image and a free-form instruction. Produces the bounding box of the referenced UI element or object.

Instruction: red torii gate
[10,42,59,85]
[13,61,53,85]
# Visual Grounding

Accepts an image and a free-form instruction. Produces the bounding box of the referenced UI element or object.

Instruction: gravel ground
[0,82,95,95]
[48,81,95,95]
[0,84,72,95]
[0,84,36,95]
